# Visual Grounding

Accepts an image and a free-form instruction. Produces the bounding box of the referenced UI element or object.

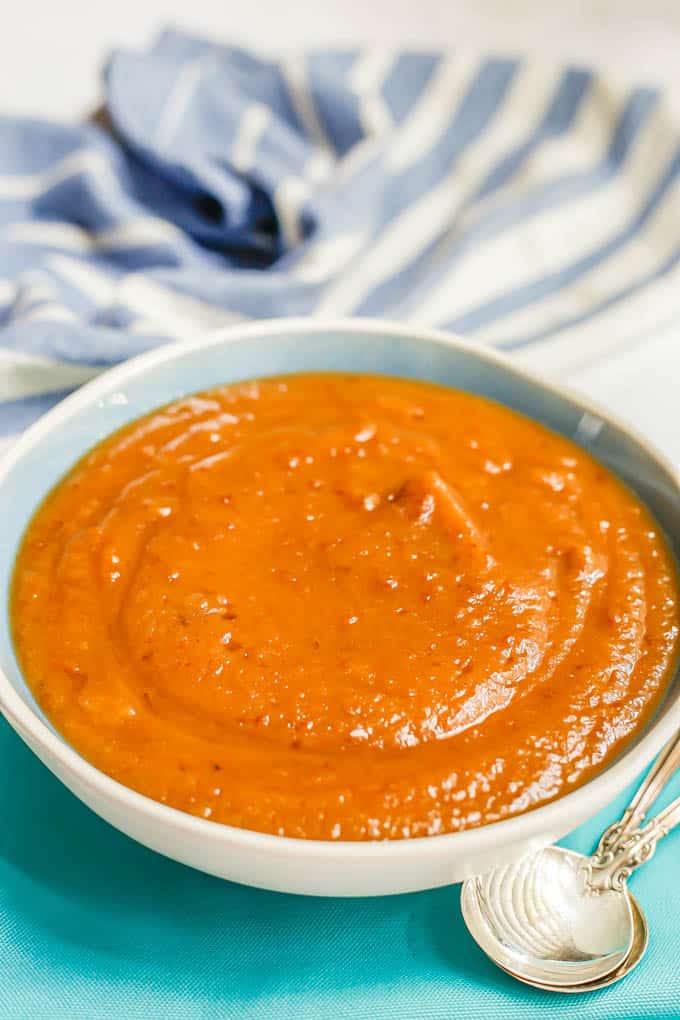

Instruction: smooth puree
[11,374,680,840]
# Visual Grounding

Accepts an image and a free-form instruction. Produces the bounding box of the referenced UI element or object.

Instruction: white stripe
[332,135,382,187]
[154,55,216,149]
[514,261,680,376]
[0,350,100,401]
[304,148,334,183]
[288,138,382,281]
[348,49,395,138]
[95,217,185,249]
[4,221,89,250]
[128,317,175,336]
[294,232,365,283]
[231,103,271,174]
[442,76,618,239]
[48,255,117,304]
[281,54,332,152]
[13,302,77,325]
[476,157,680,353]
[10,270,56,316]
[116,274,242,337]
[348,48,394,94]
[0,148,116,200]
[360,96,393,138]
[316,61,560,316]
[273,178,307,247]
[387,53,477,172]
[49,256,240,338]
[414,98,671,328]
[5,217,184,253]
[0,279,15,305]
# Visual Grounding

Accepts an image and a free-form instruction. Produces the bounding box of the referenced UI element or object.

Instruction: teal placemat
[0,717,677,1018]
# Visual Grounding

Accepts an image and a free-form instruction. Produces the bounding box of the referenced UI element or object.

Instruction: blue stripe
[0,320,165,365]
[250,124,313,189]
[384,58,518,216]
[2,233,204,274]
[356,67,593,316]
[447,142,680,335]
[501,240,680,350]
[0,257,104,325]
[0,153,251,263]
[359,84,658,318]
[149,261,319,319]
[307,57,518,318]
[473,67,592,201]
[126,61,518,322]
[0,118,96,175]
[306,53,364,154]
[1,37,680,401]
[135,29,316,151]
[0,389,74,436]
[382,54,440,123]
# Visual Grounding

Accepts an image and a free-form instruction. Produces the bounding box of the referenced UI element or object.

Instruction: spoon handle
[586,791,680,893]
[593,730,680,865]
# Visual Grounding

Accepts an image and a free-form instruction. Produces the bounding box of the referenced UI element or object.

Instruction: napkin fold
[0,28,679,1019]
[3,29,680,439]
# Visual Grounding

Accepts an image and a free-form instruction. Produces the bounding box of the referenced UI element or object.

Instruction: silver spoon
[479,890,648,995]
[460,731,680,991]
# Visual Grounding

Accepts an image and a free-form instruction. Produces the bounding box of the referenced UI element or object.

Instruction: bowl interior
[2,322,680,756]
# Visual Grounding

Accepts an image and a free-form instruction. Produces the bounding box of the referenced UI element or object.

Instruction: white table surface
[2,0,679,462]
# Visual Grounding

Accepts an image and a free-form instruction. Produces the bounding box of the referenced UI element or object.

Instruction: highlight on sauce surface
[11,373,680,840]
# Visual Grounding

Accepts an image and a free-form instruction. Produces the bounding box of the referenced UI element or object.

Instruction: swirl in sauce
[11,374,680,839]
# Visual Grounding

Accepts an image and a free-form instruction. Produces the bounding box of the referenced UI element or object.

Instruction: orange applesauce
[11,373,680,840]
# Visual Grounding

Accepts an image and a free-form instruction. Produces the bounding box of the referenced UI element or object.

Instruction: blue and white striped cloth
[2,29,679,441]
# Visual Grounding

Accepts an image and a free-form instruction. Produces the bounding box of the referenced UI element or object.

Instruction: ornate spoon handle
[586,792,680,893]
[593,731,680,866]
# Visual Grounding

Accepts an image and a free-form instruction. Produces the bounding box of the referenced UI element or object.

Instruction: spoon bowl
[461,731,680,991]
[461,846,635,987]
[478,892,648,995]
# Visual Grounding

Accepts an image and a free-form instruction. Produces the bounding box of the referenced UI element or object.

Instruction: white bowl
[1,318,679,897]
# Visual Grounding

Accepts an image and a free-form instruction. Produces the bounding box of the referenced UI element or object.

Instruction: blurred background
[5,0,680,119]
[1,0,678,460]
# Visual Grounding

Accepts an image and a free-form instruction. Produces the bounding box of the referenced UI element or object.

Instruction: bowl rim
[1,314,679,862]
